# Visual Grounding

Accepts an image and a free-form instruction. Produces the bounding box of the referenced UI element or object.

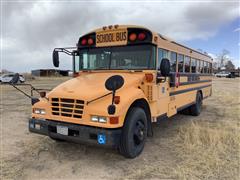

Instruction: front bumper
[29,118,122,148]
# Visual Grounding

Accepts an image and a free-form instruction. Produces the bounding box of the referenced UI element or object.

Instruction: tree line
[212,49,236,70]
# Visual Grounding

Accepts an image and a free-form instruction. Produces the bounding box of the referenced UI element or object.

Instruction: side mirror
[10,73,20,84]
[159,58,170,77]
[52,50,59,67]
[105,75,124,115]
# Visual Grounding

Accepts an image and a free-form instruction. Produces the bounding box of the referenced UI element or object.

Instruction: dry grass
[168,77,240,179]
[1,77,240,180]
[172,121,239,179]
[21,73,35,81]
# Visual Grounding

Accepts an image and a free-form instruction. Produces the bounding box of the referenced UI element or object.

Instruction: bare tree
[218,49,230,68]
[225,60,235,70]
[214,49,235,70]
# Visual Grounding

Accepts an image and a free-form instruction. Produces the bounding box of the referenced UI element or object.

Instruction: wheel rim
[133,120,145,146]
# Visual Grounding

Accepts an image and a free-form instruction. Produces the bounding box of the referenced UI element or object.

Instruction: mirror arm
[111,90,116,105]
[8,83,49,100]
[9,83,32,99]
[54,47,77,56]
[156,73,167,83]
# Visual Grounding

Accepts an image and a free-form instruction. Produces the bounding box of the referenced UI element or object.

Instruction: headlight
[34,108,46,115]
[91,116,107,123]
[91,116,99,122]
[98,117,107,123]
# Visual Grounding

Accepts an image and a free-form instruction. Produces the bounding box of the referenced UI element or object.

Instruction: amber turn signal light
[110,117,119,124]
[145,73,153,82]
[114,96,120,104]
[40,91,46,98]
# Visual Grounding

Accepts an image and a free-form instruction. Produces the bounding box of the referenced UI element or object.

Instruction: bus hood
[47,72,145,101]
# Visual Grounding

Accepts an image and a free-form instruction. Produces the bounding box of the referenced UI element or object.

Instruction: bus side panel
[174,90,196,111]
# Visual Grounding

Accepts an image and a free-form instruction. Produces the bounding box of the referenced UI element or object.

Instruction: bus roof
[80,25,213,62]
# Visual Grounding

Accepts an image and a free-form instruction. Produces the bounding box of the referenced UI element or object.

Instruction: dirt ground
[1,77,239,180]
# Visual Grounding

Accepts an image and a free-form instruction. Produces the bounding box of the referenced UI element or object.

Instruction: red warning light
[138,33,146,40]
[81,39,87,45]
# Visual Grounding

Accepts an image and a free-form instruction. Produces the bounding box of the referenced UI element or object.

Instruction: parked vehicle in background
[215,71,231,78]
[226,72,236,78]
[0,73,25,83]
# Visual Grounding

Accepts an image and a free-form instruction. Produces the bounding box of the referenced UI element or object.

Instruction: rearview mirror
[10,73,20,84]
[52,50,59,67]
[159,58,170,77]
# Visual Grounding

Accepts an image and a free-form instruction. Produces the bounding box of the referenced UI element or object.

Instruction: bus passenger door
[156,75,170,117]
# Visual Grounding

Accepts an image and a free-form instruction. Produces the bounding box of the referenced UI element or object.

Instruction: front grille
[51,98,84,119]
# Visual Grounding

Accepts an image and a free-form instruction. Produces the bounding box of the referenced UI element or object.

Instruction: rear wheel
[119,107,147,158]
[189,92,202,116]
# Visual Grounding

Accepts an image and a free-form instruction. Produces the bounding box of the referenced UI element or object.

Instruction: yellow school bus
[29,25,212,158]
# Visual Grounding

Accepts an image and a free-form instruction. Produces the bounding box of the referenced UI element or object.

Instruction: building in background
[31,69,70,77]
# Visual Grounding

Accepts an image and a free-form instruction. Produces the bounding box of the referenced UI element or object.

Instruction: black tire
[189,92,202,116]
[119,107,147,158]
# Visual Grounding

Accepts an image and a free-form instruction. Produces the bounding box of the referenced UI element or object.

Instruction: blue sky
[183,18,239,67]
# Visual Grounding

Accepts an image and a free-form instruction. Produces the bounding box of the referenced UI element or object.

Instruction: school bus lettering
[116,31,127,41]
[95,30,127,46]
[96,31,127,43]
[29,25,212,158]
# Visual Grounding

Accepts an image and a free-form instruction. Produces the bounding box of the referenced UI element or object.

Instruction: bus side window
[200,60,204,73]
[158,48,169,67]
[206,62,209,74]
[177,54,184,72]
[185,56,190,73]
[191,58,196,73]
[196,59,199,73]
[170,52,177,72]
[204,61,208,74]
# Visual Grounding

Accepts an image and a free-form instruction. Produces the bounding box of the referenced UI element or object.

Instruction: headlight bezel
[91,115,107,123]
[33,108,46,115]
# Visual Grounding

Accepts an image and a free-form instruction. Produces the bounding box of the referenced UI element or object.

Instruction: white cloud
[208,53,217,59]
[234,27,240,32]
[1,1,239,72]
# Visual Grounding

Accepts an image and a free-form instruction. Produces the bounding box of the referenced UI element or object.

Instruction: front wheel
[119,107,147,158]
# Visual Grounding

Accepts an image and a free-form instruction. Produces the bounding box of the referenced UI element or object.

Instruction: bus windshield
[75,44,156,71]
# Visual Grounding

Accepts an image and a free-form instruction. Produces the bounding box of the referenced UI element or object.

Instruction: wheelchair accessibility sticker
[98,134,106,144]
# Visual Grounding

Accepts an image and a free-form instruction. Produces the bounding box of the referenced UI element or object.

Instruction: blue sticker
[98,134,106,144]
